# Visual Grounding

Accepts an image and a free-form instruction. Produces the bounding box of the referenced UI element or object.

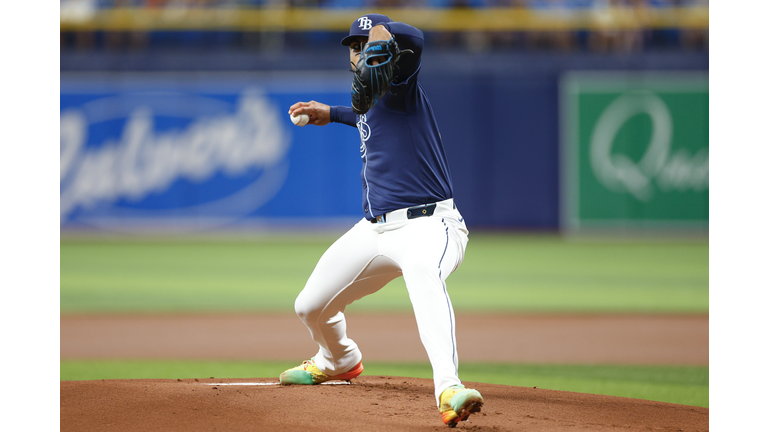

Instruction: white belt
[371,199,456,224]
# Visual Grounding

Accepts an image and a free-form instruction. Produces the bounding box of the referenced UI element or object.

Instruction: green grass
[59,360,708,408]
[60,234,708,408]
[60,233,709,314]
[374,363,709,408]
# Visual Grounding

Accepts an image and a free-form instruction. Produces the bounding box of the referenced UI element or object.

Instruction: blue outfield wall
[424,72,562,228]
[60,50,708,231]
[60,73,364,231]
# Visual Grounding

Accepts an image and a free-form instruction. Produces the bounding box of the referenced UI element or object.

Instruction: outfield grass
[59,360,708,408]
[60,233,708,314]
[60,234,709,408]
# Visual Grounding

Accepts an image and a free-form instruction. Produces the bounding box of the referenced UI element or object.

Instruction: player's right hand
[289,101,331,126]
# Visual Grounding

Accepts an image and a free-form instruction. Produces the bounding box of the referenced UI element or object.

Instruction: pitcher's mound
[61,376,708,431]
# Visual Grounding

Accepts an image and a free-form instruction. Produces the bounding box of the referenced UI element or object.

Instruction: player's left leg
[380,207,483,426]
[392,216,466,401]
[380,212,467,395]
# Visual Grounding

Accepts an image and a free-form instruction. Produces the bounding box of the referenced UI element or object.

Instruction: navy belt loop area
[406,203,437,219]
[371,202,444,224]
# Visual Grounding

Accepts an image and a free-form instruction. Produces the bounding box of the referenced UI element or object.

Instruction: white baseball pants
[293,198,469,405]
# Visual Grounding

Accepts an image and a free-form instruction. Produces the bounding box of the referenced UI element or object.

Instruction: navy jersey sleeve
[381,22,423,85]
[330,106,357,127]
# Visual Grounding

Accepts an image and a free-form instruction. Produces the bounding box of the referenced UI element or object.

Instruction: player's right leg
[280,219,401,385]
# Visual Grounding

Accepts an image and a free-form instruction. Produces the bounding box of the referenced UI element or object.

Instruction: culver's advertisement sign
[60,74,361,231]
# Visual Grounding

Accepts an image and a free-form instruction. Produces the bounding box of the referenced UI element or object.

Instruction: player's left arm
[350,22,423,115]
[374,22,423,85]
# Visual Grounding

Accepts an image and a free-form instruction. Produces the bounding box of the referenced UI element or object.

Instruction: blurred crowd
[60,0,709,53]
[63,0,706,7]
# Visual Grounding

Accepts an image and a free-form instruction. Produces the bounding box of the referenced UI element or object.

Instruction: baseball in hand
[291,112,310,127]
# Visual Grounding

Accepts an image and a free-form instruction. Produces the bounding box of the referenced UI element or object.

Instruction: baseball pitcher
[281,13,484,427]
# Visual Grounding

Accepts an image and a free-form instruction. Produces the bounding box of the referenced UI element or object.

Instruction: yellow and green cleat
[439,384,484,427]
[279,357,364,385]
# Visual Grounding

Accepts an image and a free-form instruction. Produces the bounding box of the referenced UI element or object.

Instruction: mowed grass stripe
[60,234,708,313]
[59,360,708,408]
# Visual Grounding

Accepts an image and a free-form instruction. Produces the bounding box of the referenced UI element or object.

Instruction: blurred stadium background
[60,0,708,234]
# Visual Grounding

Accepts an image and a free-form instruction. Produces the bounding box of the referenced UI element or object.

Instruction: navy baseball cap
[341,14,392,46]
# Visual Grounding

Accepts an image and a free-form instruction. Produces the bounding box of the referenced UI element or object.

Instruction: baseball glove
[351,38,411,115]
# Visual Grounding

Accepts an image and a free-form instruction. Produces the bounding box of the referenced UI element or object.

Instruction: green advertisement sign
[560,72,708,232]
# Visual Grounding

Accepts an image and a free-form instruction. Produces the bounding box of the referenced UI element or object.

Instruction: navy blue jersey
[329,22,454,220]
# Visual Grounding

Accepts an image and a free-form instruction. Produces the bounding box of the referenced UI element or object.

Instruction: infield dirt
[60,313,709,431]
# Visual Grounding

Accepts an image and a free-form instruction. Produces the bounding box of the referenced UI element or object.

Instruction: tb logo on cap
[358,17,373,30]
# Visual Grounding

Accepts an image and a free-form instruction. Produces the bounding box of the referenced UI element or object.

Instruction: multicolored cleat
[439,384,484,427]
[279,357,364,385]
